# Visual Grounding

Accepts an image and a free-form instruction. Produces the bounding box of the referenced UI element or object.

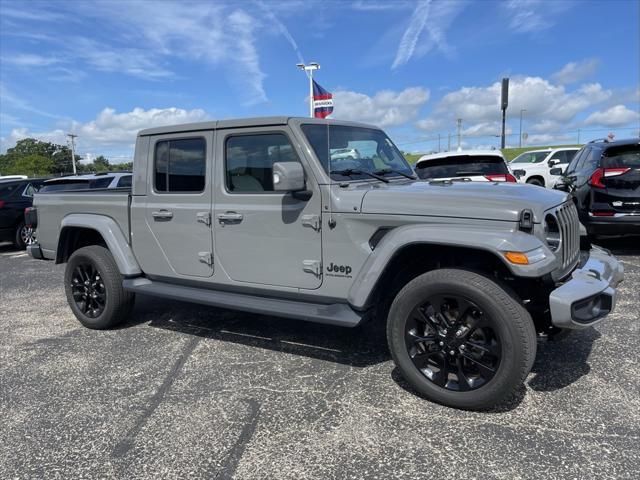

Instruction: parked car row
[0,172,132,249]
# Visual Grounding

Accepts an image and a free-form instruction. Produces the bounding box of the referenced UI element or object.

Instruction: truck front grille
[556,202,580,271]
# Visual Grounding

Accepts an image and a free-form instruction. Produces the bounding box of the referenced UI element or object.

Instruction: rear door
[141,132,214,277]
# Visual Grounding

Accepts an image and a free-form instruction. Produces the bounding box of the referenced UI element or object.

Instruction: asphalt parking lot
[1,238,639,480]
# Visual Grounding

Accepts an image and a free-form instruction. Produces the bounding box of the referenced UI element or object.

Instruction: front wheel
[64,245,135,329]
[526,178,544,187]
[387,269,536,410]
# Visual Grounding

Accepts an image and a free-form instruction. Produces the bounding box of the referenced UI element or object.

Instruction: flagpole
[296,62,320,118]
[309,68,313,118]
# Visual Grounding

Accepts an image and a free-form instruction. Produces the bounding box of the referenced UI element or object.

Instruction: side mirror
[272,162,312,200]
[548,158,560,167]
[550,167,563,176]
[512,169,526,179]
[273,162,305,191]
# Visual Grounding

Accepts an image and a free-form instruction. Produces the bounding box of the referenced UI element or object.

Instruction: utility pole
[67,133,77,175]
[456,118,462,150]
[296,62,320,117]
[437,133,441,152]
[447,132,451,151]
[519,109,526,148]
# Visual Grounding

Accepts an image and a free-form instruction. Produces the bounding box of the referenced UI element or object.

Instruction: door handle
[152,210,174,220]
[217,212,243,224]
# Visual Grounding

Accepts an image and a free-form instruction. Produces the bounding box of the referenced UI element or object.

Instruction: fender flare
[59,214,141,276]
[347,224,556,309]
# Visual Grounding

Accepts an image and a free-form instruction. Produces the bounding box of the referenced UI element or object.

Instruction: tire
[526,178,544,187]
[13,221,27,249]
[64,245,135,329]
[387,269,536,410]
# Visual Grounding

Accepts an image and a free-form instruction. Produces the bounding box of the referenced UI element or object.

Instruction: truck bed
[34,189,131,257]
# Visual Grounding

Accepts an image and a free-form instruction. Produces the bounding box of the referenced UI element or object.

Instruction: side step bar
[123,278,363,328]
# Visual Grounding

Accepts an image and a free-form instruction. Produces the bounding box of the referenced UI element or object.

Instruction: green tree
[2,138,79,175]
[93,155,110,172]
[3,154,54,177]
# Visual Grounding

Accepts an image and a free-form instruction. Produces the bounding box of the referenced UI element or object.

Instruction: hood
[360,180,568,222]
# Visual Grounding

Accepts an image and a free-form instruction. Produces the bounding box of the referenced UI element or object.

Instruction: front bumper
[549,246,624,329]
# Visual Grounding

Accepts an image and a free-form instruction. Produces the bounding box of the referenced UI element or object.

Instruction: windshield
[416,155,508,179]
[511,151,549,163]
[300,124,414,181]
[601,145,640,168]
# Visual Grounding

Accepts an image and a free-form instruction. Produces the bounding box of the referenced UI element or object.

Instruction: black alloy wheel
[70,262,107,318]
[405,295,501,391]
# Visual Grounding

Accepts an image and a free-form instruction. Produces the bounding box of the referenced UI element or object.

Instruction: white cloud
[584,105,640,127]
[551,58,600,85]
[2,107,211,153]
[417,76,611,133]
[393,0,432,69]
[0,53,62,67]
[392,0,465,69]
[332,87,430,127]
[503,0,573,34]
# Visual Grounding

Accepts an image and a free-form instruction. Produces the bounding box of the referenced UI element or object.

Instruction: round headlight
[544,214,561,251]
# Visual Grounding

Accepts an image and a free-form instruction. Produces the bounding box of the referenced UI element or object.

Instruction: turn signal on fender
[504,251,529,265]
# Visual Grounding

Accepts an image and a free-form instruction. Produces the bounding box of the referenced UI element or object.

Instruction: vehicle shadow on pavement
[528,328,600,392]
[134,294,391,369]
[592,235,640,256]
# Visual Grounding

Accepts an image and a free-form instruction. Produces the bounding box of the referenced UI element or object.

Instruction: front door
[142,132,214,278]
[213,128,322,289]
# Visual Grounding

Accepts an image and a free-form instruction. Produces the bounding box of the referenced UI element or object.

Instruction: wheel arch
[348,224,551,310]
[56,214,141,276]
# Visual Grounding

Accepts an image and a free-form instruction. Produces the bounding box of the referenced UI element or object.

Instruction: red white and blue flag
[313,80,333,118]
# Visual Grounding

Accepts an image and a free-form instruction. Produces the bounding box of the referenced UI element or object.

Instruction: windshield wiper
[330,168,389,183]
[373,168,417,180]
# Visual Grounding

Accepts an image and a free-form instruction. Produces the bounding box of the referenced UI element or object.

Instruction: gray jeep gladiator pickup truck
[27,117,624,410]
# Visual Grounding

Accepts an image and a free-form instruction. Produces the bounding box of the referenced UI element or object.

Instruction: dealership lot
[1,239,639,480]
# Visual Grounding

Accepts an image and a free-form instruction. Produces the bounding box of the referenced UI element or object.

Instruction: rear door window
[416,155,507,179]
[154,138,206,193]
[0,183,21,199]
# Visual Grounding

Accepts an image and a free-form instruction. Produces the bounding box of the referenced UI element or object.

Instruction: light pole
[296,62,320,118]
[456,118,462,150]
[519,109,526,148]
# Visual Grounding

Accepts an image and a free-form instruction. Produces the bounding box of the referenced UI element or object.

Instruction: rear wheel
[13,221,35,249]
[64,245,134,329]
[526,178,544,187]
[387,269,536,410]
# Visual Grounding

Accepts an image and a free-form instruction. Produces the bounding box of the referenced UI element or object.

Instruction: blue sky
[1,0,638,162]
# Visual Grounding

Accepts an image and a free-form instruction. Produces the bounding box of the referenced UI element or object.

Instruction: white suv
[415,150,516,182]
[509,147,579,188]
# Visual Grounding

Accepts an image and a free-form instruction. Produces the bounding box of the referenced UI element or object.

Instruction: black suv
[0,178,47,249]
[553,138,640,236]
